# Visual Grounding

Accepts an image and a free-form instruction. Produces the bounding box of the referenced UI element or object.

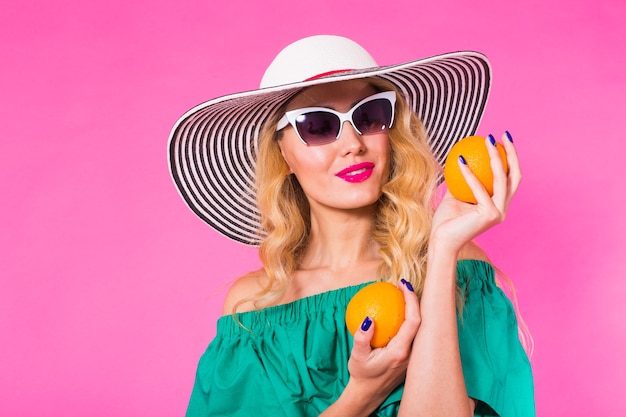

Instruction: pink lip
[335,162,375,183]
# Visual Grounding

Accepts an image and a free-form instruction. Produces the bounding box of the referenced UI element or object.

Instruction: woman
[168,35,534,416]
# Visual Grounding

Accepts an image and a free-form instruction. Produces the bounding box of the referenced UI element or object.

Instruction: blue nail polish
[401,278,414,292]
[459,155,467,165]
[361,316,372,331]
[488,134,496,146]
[505,131,514,143]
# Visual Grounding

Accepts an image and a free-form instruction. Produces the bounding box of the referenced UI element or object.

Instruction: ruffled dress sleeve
[376,260,535,416]
[455,260,535,416]
[184,282,367,417]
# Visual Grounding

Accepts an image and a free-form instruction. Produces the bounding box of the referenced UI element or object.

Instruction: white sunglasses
[276,91,396,146]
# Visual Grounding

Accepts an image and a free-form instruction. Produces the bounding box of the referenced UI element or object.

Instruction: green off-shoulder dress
[186,260,535,416]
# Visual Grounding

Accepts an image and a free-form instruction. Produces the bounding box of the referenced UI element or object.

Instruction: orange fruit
[443,135,509,204]
[345,282,405,348]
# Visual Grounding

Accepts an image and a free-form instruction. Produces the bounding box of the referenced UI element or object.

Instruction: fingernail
[361,316,372,331]
[401,278,414,292]
[505,130,514,143]
[488,134,496,147]
[459,155,467,165]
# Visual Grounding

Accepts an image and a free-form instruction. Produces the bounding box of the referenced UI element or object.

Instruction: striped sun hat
[168,35,492,245]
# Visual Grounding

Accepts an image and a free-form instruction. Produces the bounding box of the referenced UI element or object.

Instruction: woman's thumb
[352,316,375,355]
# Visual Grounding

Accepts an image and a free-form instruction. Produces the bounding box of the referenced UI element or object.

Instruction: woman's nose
[339,121,366,155]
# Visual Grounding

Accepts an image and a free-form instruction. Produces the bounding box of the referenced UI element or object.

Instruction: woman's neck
[299,205,381,272]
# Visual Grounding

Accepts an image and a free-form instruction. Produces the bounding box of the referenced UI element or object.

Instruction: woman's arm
[398,243,472,416]
[399,133,521,417]
[400,243,487,416]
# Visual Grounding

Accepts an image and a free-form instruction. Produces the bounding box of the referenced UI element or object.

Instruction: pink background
[2,0,624,415]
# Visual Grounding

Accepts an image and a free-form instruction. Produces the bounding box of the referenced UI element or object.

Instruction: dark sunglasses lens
[295,112,340,145]
[352,99,393,134]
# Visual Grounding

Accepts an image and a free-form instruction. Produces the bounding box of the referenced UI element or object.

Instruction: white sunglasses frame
[276,91,397,146]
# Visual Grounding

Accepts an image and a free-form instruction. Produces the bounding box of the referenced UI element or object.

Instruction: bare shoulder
[458,240,492,263]
[222,269,268,315]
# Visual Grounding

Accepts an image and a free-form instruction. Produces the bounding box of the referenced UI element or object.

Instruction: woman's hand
[431,132,522,254]
[322,281,420,416]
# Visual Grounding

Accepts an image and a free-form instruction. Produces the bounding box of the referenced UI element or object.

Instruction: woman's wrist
[427,233,462,265]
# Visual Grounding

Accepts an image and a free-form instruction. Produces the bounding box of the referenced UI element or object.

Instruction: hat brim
[168,51,492,245]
